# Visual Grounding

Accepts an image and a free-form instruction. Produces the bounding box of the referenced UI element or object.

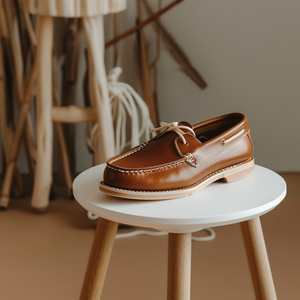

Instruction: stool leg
[31,16,53,211]
[167,233,192,300]
[80,218,119,300]
[240,217,277,300]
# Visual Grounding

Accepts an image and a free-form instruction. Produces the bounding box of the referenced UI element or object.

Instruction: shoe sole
[99,157,254,200]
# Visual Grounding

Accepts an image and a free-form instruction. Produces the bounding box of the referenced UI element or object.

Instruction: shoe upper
[103,113,253,192]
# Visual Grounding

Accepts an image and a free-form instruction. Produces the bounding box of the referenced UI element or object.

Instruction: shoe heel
[222,165,254,183]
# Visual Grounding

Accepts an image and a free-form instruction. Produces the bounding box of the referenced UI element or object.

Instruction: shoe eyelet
[182,142,189,146]
[221,139,226,147]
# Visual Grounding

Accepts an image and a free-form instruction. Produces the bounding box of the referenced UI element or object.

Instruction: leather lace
[150,122,196,145]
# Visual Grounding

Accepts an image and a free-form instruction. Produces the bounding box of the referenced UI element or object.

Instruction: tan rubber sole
[99,158,254,200]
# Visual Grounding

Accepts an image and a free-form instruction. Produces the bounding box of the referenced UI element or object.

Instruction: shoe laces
[150,122,196,145]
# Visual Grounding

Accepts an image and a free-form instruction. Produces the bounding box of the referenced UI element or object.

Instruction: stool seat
[73,164,286,300]
[73,164,286,233]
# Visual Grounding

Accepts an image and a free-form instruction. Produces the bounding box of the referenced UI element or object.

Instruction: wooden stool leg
[240,217,277,300]
[167,233,192,300]
[31,16,53,211]
[80,218,119,300]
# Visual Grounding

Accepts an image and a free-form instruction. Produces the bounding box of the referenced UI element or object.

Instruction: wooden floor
[0,174,299,300]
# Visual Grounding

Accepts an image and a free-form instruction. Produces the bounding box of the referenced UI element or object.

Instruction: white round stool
[73,164,286,300]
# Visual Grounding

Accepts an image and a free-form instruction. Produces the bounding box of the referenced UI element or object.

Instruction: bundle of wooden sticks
[0,0,207,211]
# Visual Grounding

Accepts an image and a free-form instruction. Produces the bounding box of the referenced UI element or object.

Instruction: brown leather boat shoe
[99,112,254,200]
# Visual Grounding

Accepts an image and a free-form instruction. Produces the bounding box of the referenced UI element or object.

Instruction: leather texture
[102,113,254,193]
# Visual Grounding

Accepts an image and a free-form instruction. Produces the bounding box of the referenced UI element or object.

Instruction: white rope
[115,228,216,242]
[85,67,153,155]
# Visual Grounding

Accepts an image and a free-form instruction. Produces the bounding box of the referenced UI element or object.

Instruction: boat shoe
[99,112,254,200]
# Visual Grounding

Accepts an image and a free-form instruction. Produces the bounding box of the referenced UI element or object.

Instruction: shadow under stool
[73,164,286,300]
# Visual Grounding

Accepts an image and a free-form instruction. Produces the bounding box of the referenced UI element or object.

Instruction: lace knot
[150,121,195,145]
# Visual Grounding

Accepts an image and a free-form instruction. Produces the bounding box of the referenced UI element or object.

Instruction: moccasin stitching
[102,157,253,193]
[109,142,148,163]
[106,159,185,173]
[108,132,249,173]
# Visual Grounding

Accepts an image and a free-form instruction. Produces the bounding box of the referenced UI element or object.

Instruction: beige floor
[0,174,299,300]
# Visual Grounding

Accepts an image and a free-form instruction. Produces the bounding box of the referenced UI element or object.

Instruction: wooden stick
[83,49,90,107]
[167,233,192,300]
[105,0,184,48]
[240,217,277,300]
[149,0,162,122]
[80,218,119,300]
[20,8,37,92]
[0,20,11,167]
[22,11,37,177]
[0,3,23,199]
[0,0,16,152]
[52,50,73,198]
[142,0,207,90]
[61,18,81,176]
[52,106,97,123]
[136,0,159,127]
[14,0,28,73]
[83,15,116,164]
[53,121,73,197]
[21,9,37,46]
[1,149,5,175]
[2,0,36,176]
[31,15,53,212]
[82,49,94,155]
[0,56,37,208]
[113,13,121,67]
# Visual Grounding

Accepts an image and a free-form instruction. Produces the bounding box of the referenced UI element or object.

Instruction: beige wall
[1,0,299,175]
[113,0,300,172]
